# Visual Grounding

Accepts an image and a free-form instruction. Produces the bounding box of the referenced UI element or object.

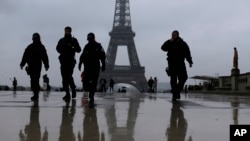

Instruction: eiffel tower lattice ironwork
[99,0,148,92]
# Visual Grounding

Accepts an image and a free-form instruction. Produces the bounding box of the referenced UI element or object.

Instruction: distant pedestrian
[20,33,49,100]
[79,32,106,108]
[153,77,158,93]
[56,26,81,101]
[161,30,193,101]
[12,77,17,92]
[109,78,115,93]
[100,78,107,92]
[148,77,154,93]
[81,71,84,91]
[43,74,50,91]
[184,85,188,94]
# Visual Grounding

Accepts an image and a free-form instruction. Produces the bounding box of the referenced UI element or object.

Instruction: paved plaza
[0,91,249,141]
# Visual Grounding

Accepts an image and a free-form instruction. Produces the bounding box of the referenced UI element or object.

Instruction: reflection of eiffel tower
[105,96,142,141]
[99,0,147,92]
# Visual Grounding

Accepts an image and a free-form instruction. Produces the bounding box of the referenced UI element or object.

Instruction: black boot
[71,88,76,99]
[172,97,177,102]
[70,82,76,99]
[31,92,39,101]
[172,92,179,102]
[89,99,95,108]
[63,91,71,101]
[176,91,181,100]
[89,92,94,100]
[89,92,95,108]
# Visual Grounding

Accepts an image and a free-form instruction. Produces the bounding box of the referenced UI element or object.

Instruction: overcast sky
[1,0,250,87]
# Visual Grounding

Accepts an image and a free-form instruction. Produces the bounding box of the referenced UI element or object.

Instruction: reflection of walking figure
[109,78,115,93]
[59,100,76,141]
[153,77,158,93]
[78,108,100,141]
[56,26,81,101]
[166,102,188,141]
[13,77,17,92]
[78,33,106,108]
[148,77,154,93]
[161,30,193,101]
[20,33,49,101]
[19,102,48,141]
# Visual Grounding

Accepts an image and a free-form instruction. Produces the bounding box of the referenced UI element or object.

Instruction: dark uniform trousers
[83,65,100,99]
[169,67,188,97]
[60,62,76,93]
[29,67,42,95]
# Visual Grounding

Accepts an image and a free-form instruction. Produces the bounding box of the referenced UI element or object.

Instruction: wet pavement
[0,91,249,141]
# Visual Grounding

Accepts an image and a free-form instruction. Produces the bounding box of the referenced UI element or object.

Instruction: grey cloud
[1,0,250,87]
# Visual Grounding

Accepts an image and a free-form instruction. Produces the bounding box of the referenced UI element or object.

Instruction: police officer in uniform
[20,33,49,100]
[79,33,106,108]
[161,30,193,101]
[56,26,81,101]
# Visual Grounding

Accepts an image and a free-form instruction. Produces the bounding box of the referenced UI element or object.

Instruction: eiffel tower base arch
[99,67,148,92]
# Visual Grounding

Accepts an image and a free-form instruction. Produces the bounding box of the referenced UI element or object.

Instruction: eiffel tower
[99,0,148,92]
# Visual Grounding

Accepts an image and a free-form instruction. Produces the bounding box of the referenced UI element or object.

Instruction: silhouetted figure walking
[184,85,188,94]
[100,78,107,92]
[79,33,106,108]
[57,26,81,101]
[43,74,50,91]
[13,77,17,92]
[161,30,193,101]
[153,77,158,93]
[109,78,115,93]
[20,33,49,101]
[148,77,154,93]
[81,71,85,91]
